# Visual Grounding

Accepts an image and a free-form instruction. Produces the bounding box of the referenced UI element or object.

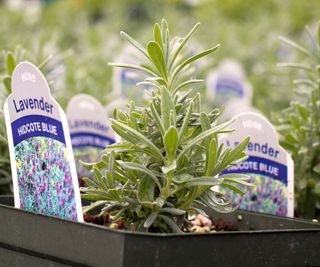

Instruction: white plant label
[221,112,294,217]
[206,59,252,107]
[67,94,116,180]
[4,62,83,222]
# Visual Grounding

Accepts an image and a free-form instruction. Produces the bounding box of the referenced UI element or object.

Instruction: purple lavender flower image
[14,137,78,221]
[226,175,287,216]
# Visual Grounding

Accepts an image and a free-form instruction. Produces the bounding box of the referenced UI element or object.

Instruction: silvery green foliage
[81,20,253,233]
[274,24,320,218]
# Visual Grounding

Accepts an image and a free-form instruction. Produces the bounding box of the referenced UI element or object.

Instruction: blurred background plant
[0,0,319,197]
[1,0,319,110]
[273,23,320,219]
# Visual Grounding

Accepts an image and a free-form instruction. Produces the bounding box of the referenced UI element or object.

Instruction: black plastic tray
[1,195,320,267]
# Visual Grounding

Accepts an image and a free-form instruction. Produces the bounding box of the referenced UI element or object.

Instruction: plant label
[3,62,83,222]
[221,112,294,217]
[66,94,115,181]
[112,44,151,103]
[206,59,252,108]
[185,41,208,71]
[221,99,261,121]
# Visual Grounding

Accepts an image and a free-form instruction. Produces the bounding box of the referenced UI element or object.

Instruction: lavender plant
[81,20,253,233]
[274,23,320,218]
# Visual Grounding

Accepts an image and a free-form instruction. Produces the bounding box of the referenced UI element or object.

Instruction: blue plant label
[3,62,83,222]
[221,112,294,217]
[206,59,252,108]
[66,94,116,180]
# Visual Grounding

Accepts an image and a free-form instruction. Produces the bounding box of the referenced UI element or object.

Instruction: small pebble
[191,219,201,226]
[196,214,212,227]
[109,223,119,229]
[191,225,210,233]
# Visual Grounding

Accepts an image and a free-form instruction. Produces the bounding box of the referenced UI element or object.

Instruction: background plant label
[221,112,294,217]
[206,59,252,108]
[66,94,115,182]
[3,62,83,222]
[112,44,151,104]
[221,99,260,121]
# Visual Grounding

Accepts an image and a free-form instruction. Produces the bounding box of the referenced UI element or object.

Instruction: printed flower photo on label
[224,174,288,216]
[14,137,77,221]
